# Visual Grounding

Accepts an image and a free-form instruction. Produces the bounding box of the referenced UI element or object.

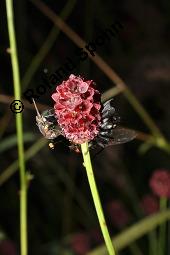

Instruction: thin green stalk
[5,1,27,254]
[149,230,157,255]
[129,243,143,255]
[123,88,162,139]
[87,210,170,255]
[0,138,47,186]
[123,88,170,154]
[101,86,124,103]
[159,197,168,255]
[81,142,116,255]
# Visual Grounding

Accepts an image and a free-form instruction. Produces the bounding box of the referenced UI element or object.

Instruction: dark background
[0,0,170,254]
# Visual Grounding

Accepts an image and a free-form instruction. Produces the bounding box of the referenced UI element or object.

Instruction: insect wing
[102,99,116,118]
[42,108,55,117]
[42,108,56,122]
[105,127,137,146]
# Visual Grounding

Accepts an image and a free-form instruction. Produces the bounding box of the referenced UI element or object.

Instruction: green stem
[149,230,157,255]
[5,1,27,255]
[129,243,143,255]
[81,142,116,255]
[123,88,162,139]
[101,86,124,103]
[87,210,170,255]
[159,197,168,255]
[123,88,170,153]
[0,138,47,186]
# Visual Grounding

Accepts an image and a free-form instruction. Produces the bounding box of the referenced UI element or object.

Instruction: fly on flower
[34,74,136,152]
[88,99,136,150]
[69,98,136,153]
[32,98,62,149]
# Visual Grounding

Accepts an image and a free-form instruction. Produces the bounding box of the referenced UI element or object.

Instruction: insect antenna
[32,98,41,117]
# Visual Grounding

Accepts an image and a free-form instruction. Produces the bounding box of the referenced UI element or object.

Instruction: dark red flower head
[140,194,159,215]
[70,232,90,255]
[106,200,131,229]
[149,169,170,198]
[0,240,17,255]
[52,74,101,144]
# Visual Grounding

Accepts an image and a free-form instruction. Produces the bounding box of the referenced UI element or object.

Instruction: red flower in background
[141,194,159,215]
[0,240,17,255]
[52,74,101,144]
[149,169,170,198]
[70,232,90,255]
[106,200,131,229]
[89,228,103,245]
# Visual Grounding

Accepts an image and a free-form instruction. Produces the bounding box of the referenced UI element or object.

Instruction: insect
[89,99,136,150]
[32,99,62,149]
[33,98,136,151]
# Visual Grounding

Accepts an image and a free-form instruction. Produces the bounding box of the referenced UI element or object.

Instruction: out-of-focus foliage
[1,0,170,254]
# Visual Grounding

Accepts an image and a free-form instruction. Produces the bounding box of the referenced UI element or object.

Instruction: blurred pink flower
[141,194,159,215]
[149,169,170,198]
[89,228,103,245]
[106,200,131,229]
[52,74,101,144]
[0,240,17,255]
[70,232,90,255]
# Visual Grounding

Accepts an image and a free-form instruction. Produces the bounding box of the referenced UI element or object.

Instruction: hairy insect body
[33,99,62,149]
[36,109,61,140]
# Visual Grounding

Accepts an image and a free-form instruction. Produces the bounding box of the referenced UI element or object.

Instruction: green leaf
[87,210,170,255]
[0,133,36,153]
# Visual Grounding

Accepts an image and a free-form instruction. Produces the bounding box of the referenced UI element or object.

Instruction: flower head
[52,74,101,144]
[70,232,90,255]
[106,200,131,229]
[140,194,159,215]
[0,240,17,255]
[89,228,103,245]
[149,169,170,198]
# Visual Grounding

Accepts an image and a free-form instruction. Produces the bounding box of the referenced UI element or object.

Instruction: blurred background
[0,0,170,254]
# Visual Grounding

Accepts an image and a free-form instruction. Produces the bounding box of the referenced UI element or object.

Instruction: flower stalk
[159,197,168,255]
[5,1,27,255]
[81,142,116,255]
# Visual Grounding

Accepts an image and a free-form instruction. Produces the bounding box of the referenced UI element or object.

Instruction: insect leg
[100,130,112,136]
[102,108,115,118]
[48,137,64,149]
[100,122,113,129]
